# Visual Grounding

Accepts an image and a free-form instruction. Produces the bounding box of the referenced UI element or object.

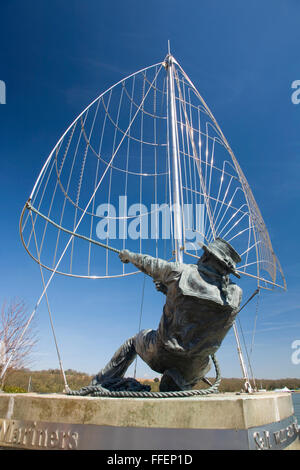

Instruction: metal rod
[29,210,71,393]
[167,55,183,262]
[232,322,253,393]
[232,288,260,393]
[27,202,120,255]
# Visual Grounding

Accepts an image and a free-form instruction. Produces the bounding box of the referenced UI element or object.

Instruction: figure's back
[157,264,242,355]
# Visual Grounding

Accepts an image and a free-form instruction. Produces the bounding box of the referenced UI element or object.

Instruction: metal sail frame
[1,51,286,389]
[18,53,286,291]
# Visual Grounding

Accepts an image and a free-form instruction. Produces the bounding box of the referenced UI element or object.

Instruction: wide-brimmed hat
[201,238,241,278]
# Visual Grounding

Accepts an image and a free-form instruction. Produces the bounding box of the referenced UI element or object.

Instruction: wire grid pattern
[20,57,285,290]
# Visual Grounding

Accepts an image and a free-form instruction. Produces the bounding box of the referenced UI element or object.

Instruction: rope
[66,354,221,398]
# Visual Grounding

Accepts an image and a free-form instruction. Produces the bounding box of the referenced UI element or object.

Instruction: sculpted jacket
[126,252,242,365]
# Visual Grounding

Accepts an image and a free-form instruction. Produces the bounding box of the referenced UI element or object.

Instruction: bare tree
[0,299,38,388]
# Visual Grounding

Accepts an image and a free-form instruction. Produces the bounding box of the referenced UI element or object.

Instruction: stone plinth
[0,392,299,450]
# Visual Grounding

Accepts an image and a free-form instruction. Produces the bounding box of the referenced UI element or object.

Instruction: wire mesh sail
[20,56,286,290]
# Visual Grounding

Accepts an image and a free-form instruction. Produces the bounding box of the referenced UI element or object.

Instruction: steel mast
[166,53,183,263]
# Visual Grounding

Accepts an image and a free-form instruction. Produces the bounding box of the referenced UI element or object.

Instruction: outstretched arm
[119,249,183,284]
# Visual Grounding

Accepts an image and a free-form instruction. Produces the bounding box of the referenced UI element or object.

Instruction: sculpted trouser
[93,329,210,391]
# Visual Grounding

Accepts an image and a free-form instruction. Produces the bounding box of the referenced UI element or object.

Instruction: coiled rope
[66,354,221,398]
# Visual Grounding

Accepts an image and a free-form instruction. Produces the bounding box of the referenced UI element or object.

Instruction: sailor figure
[91,238,242,392]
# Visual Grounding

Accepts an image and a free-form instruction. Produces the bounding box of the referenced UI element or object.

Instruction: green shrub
[3,385,27,394]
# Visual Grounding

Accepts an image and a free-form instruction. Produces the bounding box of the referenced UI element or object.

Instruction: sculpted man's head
[197,238,241,279]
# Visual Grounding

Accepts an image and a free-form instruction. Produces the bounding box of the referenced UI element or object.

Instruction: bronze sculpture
[91,238,242,392]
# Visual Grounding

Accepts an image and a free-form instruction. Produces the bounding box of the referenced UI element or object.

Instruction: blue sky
[0,0,300,381]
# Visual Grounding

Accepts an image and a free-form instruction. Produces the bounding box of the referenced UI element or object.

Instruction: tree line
[3,368,300,394]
